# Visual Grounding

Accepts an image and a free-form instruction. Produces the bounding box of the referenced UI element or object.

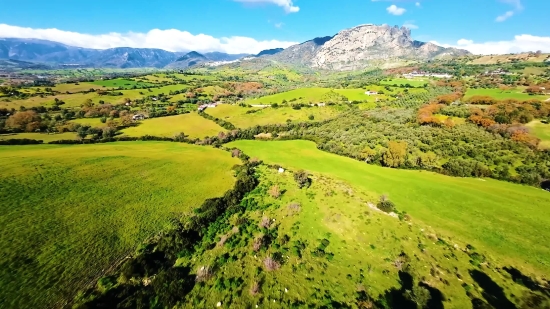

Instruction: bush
[294,170,311,189]
[377,195,396,213]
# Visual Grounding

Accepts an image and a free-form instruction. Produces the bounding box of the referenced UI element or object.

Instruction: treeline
[73,161,259,308]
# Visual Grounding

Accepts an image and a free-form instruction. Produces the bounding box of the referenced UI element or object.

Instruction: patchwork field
[464,88,549,101]
[205,104,341,128]
[0,132,76,142]
[0,142,239,308]
[120,112,226,139]
[527,120,550,149]
[228,140,550,275]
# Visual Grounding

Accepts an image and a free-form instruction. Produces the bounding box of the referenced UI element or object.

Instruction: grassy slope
[0,132,76,142]
[90,78,154,89]
[0,142,239,309]
[227,140,550,275]
[206,105,341,128]
[71,117,108,127]
[180,166,535,309]
[527,120,550,149]
[120,113,226,139]
[464,88,549,101]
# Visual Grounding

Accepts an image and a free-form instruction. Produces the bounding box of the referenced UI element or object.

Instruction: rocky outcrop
[301,24,470,70]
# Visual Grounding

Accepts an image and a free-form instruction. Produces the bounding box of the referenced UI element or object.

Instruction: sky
[0,0,549,55]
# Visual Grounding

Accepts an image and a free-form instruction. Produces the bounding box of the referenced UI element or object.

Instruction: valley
[1,16,550,309]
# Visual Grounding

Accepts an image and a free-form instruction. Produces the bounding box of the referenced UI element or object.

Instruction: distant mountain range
[0,38,250,69]
[0,24,471,71]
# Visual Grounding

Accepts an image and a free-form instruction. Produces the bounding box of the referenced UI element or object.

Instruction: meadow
[71,117,108,127]
[0,142,239,308]
[178,165,535,308]
[0,132,76,142]
[228,140,550,276]
[120,112,226,139]
[464,88,549,101]
[90,78,155,89]
[527,120,550,149]
[205,104,341,128]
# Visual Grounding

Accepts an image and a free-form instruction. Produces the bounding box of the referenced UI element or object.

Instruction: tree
[102,127,116,139]
[382,141,408,168]
[5,110,42,132]
[77,126,88,140]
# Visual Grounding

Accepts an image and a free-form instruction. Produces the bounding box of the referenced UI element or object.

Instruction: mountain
[260,24,470,70]
[255,48,284,57]
[0,38,248,68]
[268,36,333,66]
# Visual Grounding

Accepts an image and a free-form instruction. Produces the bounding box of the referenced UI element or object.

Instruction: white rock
[217,302,222,307]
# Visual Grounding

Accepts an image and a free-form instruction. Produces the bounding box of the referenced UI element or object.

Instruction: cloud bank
[432,34,550,55]
[0,24,298,54]
[234,0,299,13]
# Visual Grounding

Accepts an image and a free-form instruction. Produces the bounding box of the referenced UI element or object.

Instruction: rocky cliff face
[302,24,469,70]
[269,36,333,66]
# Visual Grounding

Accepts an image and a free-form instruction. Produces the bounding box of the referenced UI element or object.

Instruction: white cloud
[274,22,284,29]
[387,5,406,15]
[499,0,523,10]
[403,21,418,29]
[432,34,550,55]
[0,24,298,54]
[495,11,514,22]
[415,2,421,7]
[234,0,299,13]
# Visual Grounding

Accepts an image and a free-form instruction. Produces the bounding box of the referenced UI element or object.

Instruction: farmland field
[464,88,549,101]
[120,112,226,139]
[0,132,76,142]
[90,78,155,89]
[527,120,550,149]
[0,142,239,308]
[205,104,341,128]
[71,117,108,127]
[228,140,550,275]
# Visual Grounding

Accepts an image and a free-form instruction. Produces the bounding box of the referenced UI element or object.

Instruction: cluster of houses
[197,102,221,112]
[483,68,511,75]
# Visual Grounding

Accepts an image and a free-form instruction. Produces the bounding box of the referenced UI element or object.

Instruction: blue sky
[0,0,549,54]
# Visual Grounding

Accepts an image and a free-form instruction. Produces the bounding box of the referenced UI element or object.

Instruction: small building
[365,91,378,96]
[132,114,145,121]
[278,168,285,173]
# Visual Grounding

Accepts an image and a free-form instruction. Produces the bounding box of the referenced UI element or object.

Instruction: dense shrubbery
[243,109,549,186]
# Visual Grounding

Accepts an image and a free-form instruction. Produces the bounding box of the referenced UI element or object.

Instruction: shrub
[250,281,260,295]
[308,114,315,120]
[259,217,271,229]
[195,266,213,282]
[263,257,281,271]
[377,195,396,213]
[294,170,311,189]
[268,185,281,199]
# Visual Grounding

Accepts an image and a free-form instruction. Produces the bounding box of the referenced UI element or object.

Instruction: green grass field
[227,140,550,276]
[177,164,538,308]
[71,117,108,127]
[433,114,467,125]
[0,132,76,142]
[206,104,341,128]
[90,78,155,89]
[527,120,550,149]
[464,88,549,101]
[0,142,239,308]
[380,78,429,87]
[120,113,226,139]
